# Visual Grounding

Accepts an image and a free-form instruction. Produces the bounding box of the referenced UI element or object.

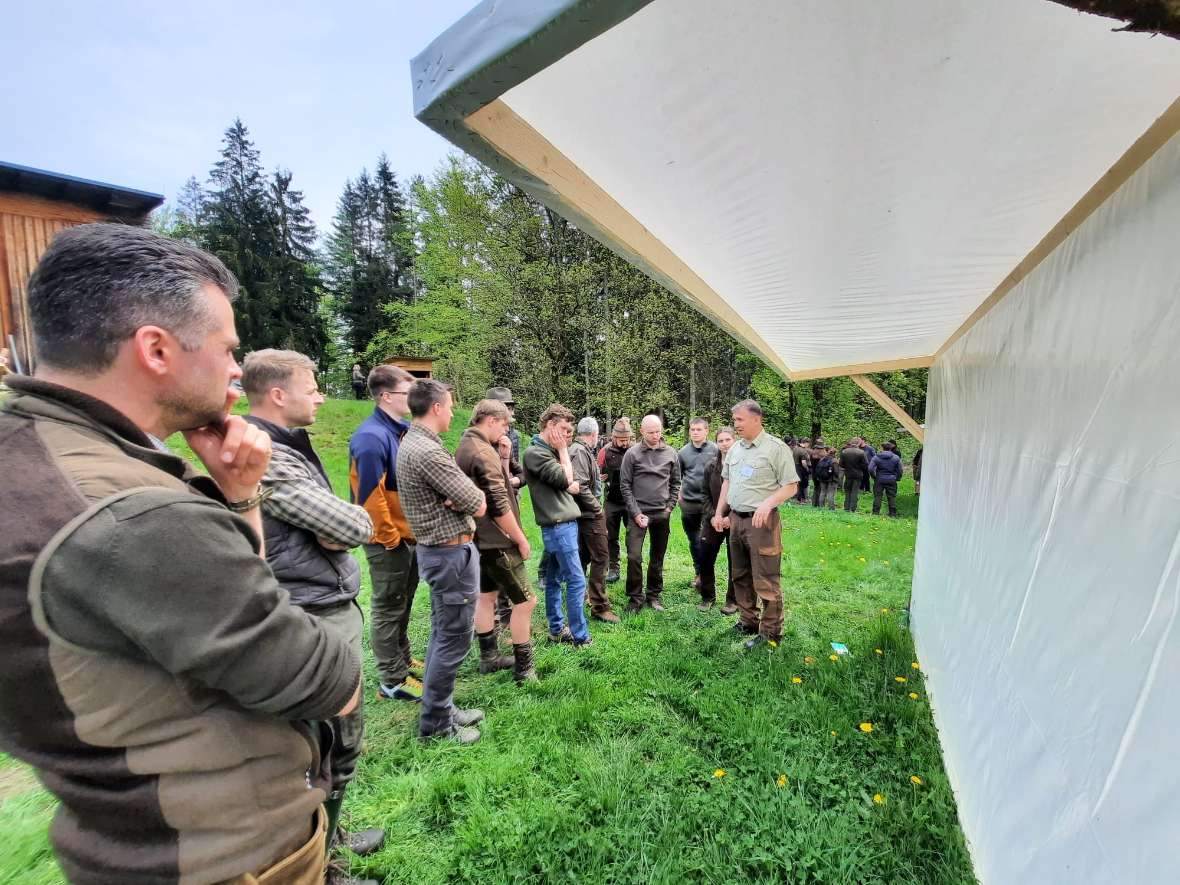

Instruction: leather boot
[477,630,513,674]
[513,642,538,683]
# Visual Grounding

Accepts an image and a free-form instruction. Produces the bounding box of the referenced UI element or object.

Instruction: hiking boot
[731,621,757,636]
[477,631,514,674]
[624,602,644,614]
[606,566,620,583]
[513,642,538,682]
[453,707,485,727]
[422,725,480,745]
[547,626,574,643]
[336,827,385,857]
[573,636,594,649]
[377,678,421,702]
[697,600,714,612]
[648,600,666,612]
[592,610,621,624]
[719,603,738,615]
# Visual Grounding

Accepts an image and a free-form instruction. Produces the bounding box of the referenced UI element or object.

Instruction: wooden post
[849,375,924,444]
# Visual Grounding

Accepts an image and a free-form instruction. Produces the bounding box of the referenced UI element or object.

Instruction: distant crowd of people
[0,223,924,885]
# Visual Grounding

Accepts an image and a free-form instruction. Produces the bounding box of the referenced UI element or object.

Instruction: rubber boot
[324,792,345,859]
[477,630,513,673]
[513,642,538,683]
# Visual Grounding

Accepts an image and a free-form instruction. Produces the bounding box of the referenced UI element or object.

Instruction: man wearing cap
[712,399,798,650]
[620,414,682,613]
[571,417,620,623]
[597,417,634,583]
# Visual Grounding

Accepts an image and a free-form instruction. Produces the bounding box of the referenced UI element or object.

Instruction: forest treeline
[154,120,927,450]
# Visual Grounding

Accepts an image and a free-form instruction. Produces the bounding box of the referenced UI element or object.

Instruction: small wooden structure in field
[382,355,435,379]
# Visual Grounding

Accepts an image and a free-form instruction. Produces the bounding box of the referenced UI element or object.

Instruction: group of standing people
[788,436,920,517]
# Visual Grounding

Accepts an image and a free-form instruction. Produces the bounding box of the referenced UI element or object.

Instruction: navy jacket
[868,450,903,483]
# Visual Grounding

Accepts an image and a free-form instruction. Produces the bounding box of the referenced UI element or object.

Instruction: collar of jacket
[2,375,221,496]
[641,438,666,451]
[245,414,328,484]
[374,406,411,437]
[739,430,769,449]
[530,433,554,453]
[409,421,442,443]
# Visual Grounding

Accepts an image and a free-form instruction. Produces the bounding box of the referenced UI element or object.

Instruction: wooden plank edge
[850,374,924,444]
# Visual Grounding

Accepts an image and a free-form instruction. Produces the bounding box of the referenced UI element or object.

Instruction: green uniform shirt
[721,430,799,511]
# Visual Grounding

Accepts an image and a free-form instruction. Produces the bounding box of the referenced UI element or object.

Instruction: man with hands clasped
[0,224,360,884]
[620,414,682,613]
[712,399,798,650]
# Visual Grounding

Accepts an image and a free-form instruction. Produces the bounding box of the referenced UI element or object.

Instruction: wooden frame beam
[849,374,924,444]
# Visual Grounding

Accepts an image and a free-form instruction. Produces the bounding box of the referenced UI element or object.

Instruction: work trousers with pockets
[815,481,839,510]
[578,511,612,613]
[417,542,479,737]
[227,808,327,885]
[605,501,628,570]
[680,509,704,577]
[729,509,784,639]
[698,524,735,605]
[843,471,864,512]
[313,601,365,794]
[625,510,671,604]
[872,479,899,516]
[364,542,418,687]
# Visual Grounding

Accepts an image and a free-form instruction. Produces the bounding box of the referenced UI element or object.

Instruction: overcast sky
[2,0,480,231]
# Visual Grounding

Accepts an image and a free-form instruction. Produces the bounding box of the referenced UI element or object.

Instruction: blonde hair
[241,349,316,397]
[470,398,511,425]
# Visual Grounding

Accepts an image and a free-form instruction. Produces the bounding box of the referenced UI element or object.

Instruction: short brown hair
[241,349,316,398]
[689,416,710,428]
[368,364,414,399]
[408,378,452,418]
[538,403,575,428]
[731,398,763,417]
[470,398,510,425]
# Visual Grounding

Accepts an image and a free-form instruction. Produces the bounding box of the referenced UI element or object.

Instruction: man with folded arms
[396,379,489,744]
[712,399,798,650]
[455,398,540,682]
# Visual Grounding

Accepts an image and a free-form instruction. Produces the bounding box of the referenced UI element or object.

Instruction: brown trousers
[223,808,326,885]
[728,510,784,638]
[578,511,612,613]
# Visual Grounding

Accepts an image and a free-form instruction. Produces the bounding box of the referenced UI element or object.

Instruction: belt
[427,532,473,547]
[730,510,756,519]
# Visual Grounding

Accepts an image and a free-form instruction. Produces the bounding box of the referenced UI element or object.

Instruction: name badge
[740,464,755,478]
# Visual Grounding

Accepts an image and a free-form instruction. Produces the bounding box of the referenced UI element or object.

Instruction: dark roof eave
[0,160,164,217]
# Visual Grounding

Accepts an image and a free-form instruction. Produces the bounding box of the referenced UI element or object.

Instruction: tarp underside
[500,0,1180,374]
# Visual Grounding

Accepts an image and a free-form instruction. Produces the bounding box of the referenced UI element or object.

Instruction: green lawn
[0,399,973,884]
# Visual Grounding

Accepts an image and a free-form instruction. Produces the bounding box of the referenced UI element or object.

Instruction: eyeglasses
[384,389,411,398]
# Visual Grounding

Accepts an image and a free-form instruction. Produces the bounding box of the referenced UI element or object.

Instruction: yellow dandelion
[894,676,907,683]
[804,656,816,665]
[776,774,788,788]
[830,730,838,736]
[829,654,839,662]
[858,556,866,563]
[908,692,920,700]
[768,640,778,648]
[713,769,726,778]
[873,793,886,805]
[880,607,890,614]
[791,676,803,684]
[883,560,890,565]
[874,648,884,655]
[910,775,923,786]
[911,662,920,670]
[859,722,874,733]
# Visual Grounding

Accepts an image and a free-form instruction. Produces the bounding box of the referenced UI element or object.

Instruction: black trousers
[872,479,898,516]
[794,471,810,502]
[681,509,704,576]
[843,471,863,512]
[605,501,627,570]
[625,511,671,603]
[698,526,735,605]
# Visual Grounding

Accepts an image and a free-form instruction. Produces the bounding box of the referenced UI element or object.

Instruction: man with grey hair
[571,416,619,622]
[712,398,798,650]
[620,413,682,612]
[0,224,361,883]
[242,349,385,863]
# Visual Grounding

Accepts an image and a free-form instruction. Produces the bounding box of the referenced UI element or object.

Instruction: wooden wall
[0,194,105,371]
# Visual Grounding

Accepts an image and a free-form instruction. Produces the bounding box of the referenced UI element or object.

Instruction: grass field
[0,399,974,884]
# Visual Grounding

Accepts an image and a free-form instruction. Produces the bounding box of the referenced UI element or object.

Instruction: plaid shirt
[395,422,484,546]
[261,443,373,547]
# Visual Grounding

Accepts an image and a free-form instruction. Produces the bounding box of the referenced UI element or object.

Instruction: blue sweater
[868,451,903,483]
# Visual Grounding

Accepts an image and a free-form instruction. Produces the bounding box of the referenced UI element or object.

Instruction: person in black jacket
[839,438,869,512]
[698,426,737,612]
[868,440,903,517]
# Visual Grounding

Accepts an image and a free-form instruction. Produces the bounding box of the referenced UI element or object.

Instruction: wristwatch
[226,486,274,513]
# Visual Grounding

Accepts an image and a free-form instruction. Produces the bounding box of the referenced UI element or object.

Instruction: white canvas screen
[913,131,1180,882]
[500,0,1180,375]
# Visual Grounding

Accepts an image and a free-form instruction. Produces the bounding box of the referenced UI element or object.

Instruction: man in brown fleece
[0,224,362,885]
[455,398,540,682]
[619,413,682,612]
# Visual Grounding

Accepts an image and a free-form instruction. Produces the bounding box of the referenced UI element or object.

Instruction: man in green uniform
[711,399,798,650]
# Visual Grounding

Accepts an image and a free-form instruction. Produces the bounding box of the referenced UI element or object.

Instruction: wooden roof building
[0,161,164,372]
